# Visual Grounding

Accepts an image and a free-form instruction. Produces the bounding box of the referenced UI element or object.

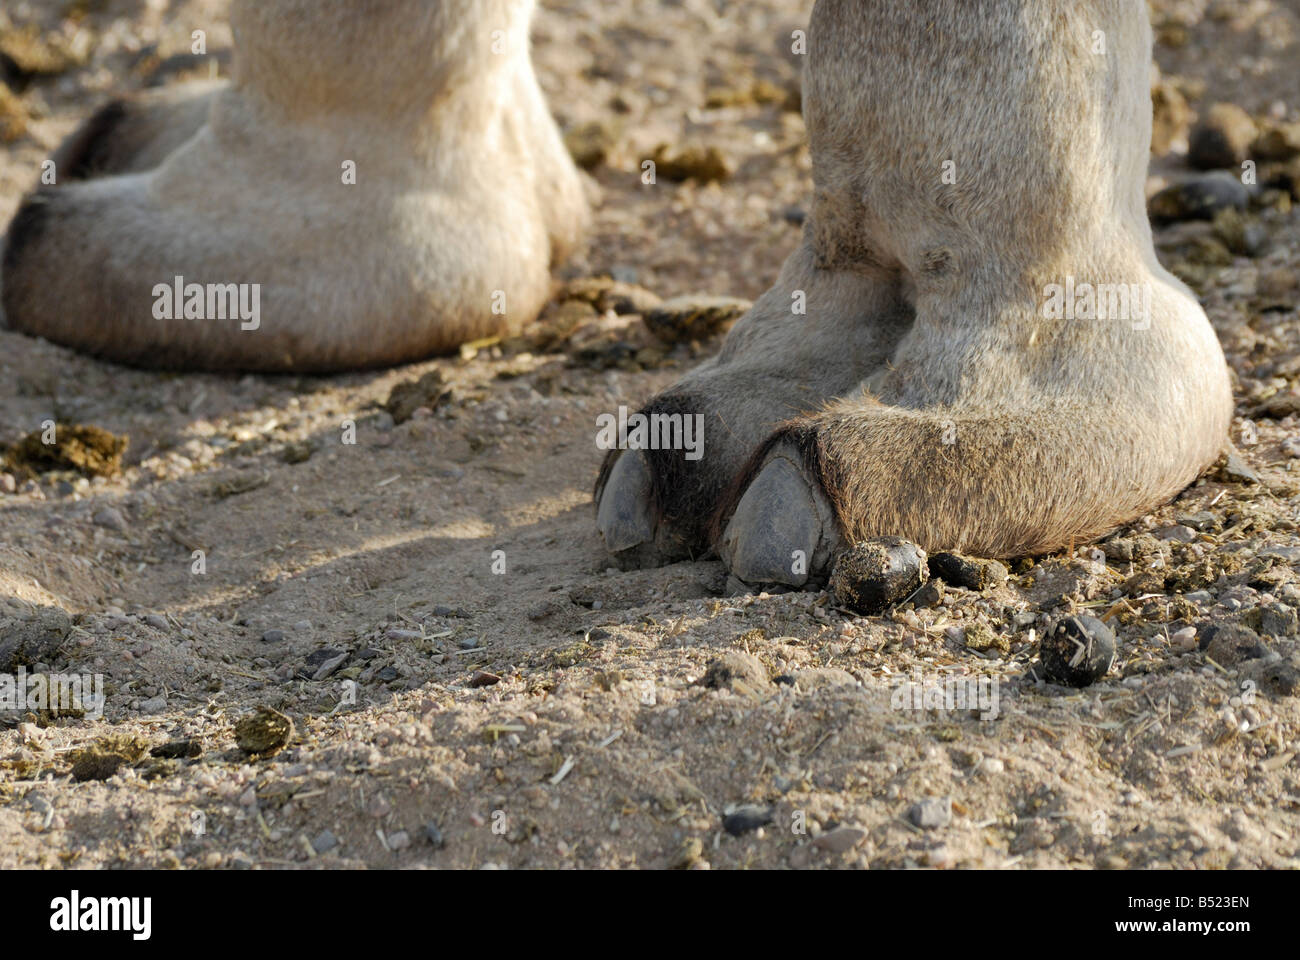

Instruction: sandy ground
[1,0,1299,870]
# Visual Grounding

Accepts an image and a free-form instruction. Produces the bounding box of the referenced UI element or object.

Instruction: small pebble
[1221,448,1260,484]
[722,805,772,837]
[92,507,129,533]
[813,826,867,854]
[1171,626,1198,653]
[909,796,953,830]
[913,579,945,607]
[781,205,807,225]
[312,652,349,681]
[926,846,956,869]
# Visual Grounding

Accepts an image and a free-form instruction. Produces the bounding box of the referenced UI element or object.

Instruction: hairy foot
[2,0,589,372]
[597,0,1232,589]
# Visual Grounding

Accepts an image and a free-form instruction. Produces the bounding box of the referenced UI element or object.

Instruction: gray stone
[312,652,349,681]
[1222,447,1261,484]
[813,826,867,854]
[92,507,129,533]
[1244,603,1300,638]
[1201,623,1268,665]
[722,805,773,836]
[1149,172,1250,223]
[909,796,953,830]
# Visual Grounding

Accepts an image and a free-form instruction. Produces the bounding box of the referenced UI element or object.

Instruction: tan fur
[600,0,1232,567]
[2,0,589,372]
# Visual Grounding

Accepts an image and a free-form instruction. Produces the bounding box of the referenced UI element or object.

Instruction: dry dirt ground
[1,0,1300,871]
